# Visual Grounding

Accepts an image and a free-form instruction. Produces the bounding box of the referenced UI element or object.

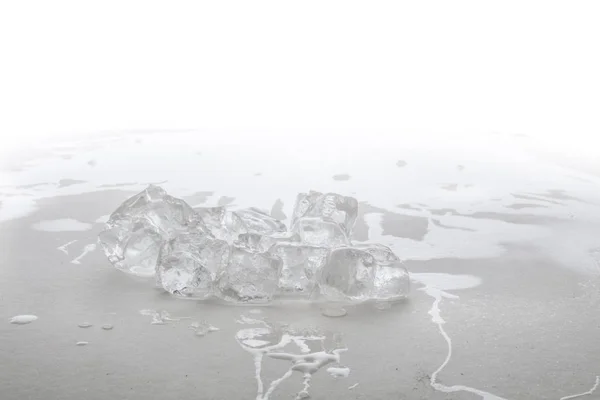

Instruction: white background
[1,1,599,163]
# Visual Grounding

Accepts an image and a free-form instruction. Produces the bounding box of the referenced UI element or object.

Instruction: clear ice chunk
[193,206,235,242]
[354,243,410,300]
[236,232,301,253]
[194,206,227,229]
[318,247,376,302]
[228,207,287,236]
[292,191,358,235]
[234,232,262,251]
[197,207,288,244]
[269,243,329,294]
[157,231,230,299]
[292,217,350,248]
[99,186,411,304]
[215,245,283,303]
[98,185,205,277]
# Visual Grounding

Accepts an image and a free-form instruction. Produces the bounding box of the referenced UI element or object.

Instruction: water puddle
[189,321,220,337]
[32,218,92,232]
[139,309,192,325]
[95,214,110,224]
[235,314,349,400]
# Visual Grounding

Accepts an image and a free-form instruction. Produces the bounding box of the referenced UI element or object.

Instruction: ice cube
[157,231,230,299]
[198,207,288,244]
[98,228,161,277]
[354,243,410,300]
[236,231,301,253]
[228,207,287,236]
[269,243,329,294]
[235,232,263,251]
[318,247,376,302]
[98,185,204,277]
[215,245,283,303]
[292,217,350,248]
[353,243,399,263]
[110,185,202,237]
[193,206,234,242]
[292,191,322,222]
[292,191,358,235]
[194,206,227,229]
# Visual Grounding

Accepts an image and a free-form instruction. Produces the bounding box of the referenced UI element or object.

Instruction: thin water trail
[57,239,77,255]
[262,369,293,400]
[418,273,598,400]
[559,376,600,400]
[414,273,507,400]
[297,373,311,399]
[70,243,96,264]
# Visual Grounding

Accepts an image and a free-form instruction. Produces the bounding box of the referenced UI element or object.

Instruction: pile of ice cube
[98,185,409,304]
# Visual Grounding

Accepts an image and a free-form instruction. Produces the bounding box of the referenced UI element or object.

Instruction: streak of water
[560,376,600,400]
[70,244,96,264]
[414,273,507,400]
[235,315,348,400]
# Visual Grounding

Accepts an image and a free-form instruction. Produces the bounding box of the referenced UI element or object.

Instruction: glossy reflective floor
[1,131,599,400]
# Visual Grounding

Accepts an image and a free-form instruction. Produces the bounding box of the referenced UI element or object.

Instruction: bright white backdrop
[1,1,599,163]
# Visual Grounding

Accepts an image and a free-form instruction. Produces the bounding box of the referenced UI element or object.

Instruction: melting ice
[98,185,410,304]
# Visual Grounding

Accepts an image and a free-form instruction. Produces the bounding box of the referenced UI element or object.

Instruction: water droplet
[9,315,38,325]
[78,322,93,328]
[101,324,113,330]
[327,366,350,378]
[190,321,219,336]
[151,314,167,325]
[321,307,347,318]
[76,341,89,346]
[297,390,310,399]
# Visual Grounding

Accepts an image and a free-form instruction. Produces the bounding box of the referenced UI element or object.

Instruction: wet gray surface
[1,131,600,400]
[270,199,287,221]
